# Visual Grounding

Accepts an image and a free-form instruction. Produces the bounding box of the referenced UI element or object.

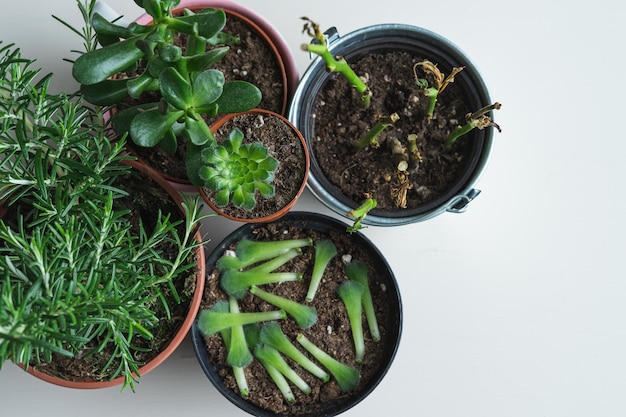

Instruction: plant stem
[354,113,400,150]
[301,17,371,107]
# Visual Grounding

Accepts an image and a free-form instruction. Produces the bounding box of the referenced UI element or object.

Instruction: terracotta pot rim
[200,109,310,223]
[21,160,206,389]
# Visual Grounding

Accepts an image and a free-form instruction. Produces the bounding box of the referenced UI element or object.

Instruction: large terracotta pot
[21,160,206,389]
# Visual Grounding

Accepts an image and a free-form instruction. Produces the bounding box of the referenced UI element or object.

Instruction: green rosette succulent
[200,128,279,210]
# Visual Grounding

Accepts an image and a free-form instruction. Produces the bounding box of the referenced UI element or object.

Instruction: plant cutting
[198,109,309,222]
[0,42,207,390]
[192,212,402,416]
[290,19,502,225]
[65,0,297,185]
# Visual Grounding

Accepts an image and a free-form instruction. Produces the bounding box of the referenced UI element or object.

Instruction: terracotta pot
[289,24,496,226]
[191,211,403,416]
[127,0,298,188]
[21,160,206,389]
[199,109,310,223]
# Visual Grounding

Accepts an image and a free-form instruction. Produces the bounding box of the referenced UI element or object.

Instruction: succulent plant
[199,128,279,210]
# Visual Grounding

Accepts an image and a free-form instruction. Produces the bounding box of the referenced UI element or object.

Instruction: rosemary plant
[0,42,206,391]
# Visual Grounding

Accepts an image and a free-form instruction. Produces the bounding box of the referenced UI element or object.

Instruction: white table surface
[1,1,625,416]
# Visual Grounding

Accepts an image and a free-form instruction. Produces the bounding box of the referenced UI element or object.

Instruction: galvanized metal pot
[288,24,495,226]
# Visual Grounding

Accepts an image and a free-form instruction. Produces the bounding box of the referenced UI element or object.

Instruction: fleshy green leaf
[80,79,129,105]
[159,67,192,110]
[215,81,262,114]
[175,8,226,38]
[185,47,229,72]
[191,69,225,108]
[73,35,146,85]
[127,71,157,99]
[259,156,280,172]
[184,115,213,146]
[215,189,231,206]
[256,182,275,198]
[130,108,184,147]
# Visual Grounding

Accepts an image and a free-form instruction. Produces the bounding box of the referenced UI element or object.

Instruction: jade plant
[300,18,502,216]
[67,0,263,187]
[198,127,279,210]
[0,42,206,391]
[198,235,382,405]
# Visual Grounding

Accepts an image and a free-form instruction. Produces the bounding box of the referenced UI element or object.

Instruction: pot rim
[289,23,495,226]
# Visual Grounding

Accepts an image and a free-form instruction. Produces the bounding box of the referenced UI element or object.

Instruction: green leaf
[159,130,178,154]
[191,69,225,108]
[185,47,229,72]
[259,156,279,172]
[110,103,158,137]
[72,35,146,85]
[127,71,157,99]
[92,13,134,46]
[184,115,214,146]
[215,189,230,206]
[159,67,192,110]
[186,142,206,186]
[160,45,182,63]
[223,129,243,154]
[175,8,226,39]
[215,81,262,114]
[80,79,129,105]
[130,108,184,147]
[231,187,246,208]
[248,142,269,160]
[256,182,275,198]
[143,0,164,19]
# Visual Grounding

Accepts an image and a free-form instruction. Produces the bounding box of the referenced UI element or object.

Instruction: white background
[1,1,625,416]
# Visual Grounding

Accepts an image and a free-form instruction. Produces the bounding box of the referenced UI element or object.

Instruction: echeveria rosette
[200,128,279,210]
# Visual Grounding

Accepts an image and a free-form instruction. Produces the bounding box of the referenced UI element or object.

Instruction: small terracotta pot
[199,109,310,223]
[22,160,206,389]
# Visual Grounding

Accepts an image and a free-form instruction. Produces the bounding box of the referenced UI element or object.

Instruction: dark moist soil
[28,168,198,383]
[128,13,286,181]
[312,50,475,212]
[203,112,307,221]
[200,220,397,416]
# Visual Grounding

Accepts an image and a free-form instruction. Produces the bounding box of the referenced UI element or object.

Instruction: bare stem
[354,113,399,150]
[301,17,371,108]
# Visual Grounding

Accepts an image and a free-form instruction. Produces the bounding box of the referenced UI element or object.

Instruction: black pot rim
[288,24,495,226]
[191,211,403,417]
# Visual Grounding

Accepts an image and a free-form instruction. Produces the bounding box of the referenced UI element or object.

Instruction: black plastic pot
[288,24,495,226]
[191,211,402,416]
